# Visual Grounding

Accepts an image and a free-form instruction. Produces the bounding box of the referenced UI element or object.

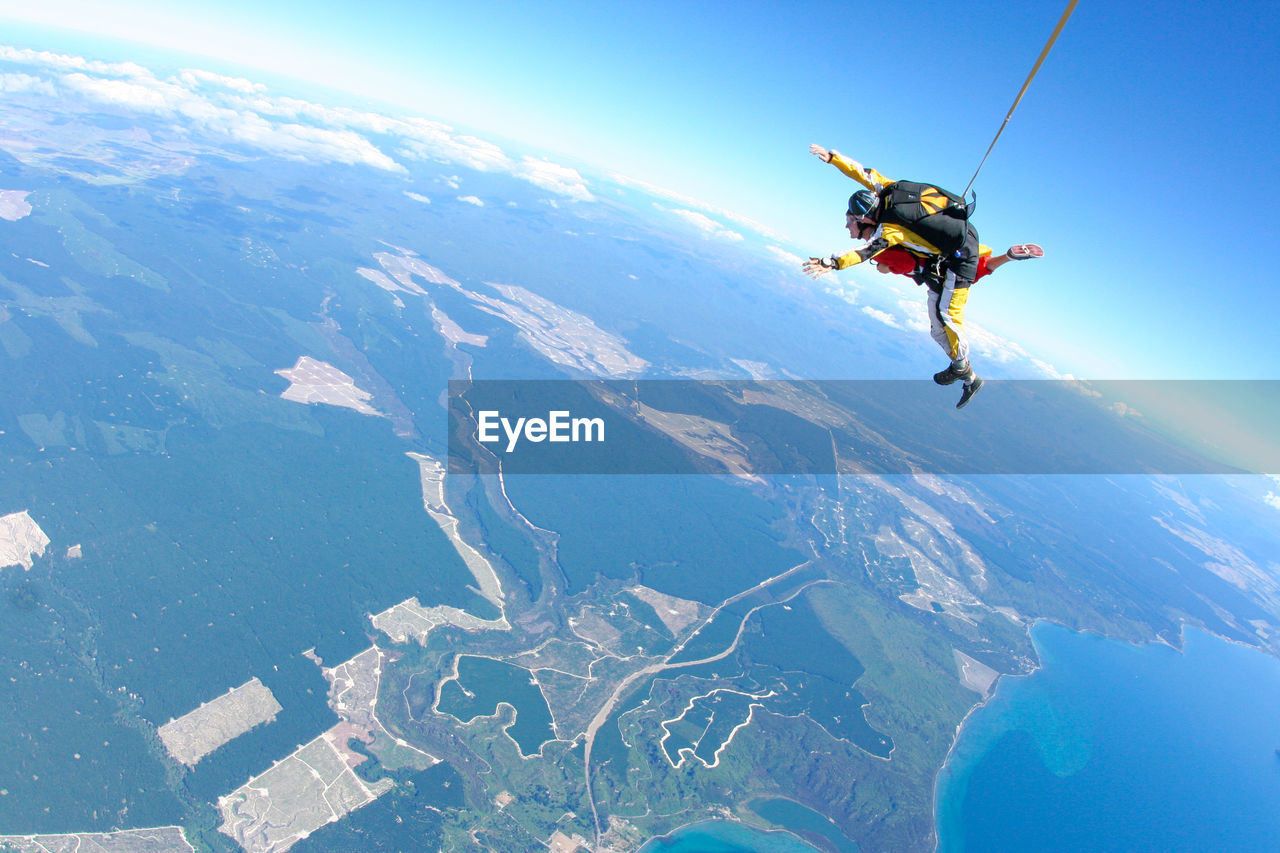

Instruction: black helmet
[847,190,876,219]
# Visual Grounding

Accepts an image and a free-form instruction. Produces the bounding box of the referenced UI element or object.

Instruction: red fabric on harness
[874,247,918,275]
[876,247,995,281]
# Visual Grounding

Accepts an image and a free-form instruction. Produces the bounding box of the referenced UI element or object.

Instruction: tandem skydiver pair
[803,144,1042,409]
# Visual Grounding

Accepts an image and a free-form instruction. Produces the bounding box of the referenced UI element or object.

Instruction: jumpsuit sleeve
[827,151,894,193]
[835,238,889,270]
[834,225,939,270]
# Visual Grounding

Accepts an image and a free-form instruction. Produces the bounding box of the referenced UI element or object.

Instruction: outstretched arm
[809,143,890,192]
[803,234,912,279]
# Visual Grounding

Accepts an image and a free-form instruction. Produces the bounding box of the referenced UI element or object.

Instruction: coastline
[929,615,1280,852]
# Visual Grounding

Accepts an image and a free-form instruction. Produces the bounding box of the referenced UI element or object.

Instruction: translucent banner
[446,380,1279,475]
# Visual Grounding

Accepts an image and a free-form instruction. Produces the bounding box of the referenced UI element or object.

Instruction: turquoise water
[748,798,859,853]
[639,820,824,853]
[937,622,1280,852]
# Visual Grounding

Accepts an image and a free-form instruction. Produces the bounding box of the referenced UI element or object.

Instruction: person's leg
[938,272,971,368]
[927,289,952,357]
[986,243,1044,274]
[930,278,974,385]
[939,272,985,406]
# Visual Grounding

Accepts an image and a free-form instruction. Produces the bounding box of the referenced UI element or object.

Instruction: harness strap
[961,0,1079,198]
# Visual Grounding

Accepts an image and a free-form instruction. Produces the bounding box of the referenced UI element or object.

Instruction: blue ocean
[936,621,1280,852]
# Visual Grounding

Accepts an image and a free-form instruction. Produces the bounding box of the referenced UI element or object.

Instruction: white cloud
[279,124,402,171]
[2,45,600,200]
[194,93,409,141]
[862,306,902,329]
[402,133,592,201]
[0,72,54,94]
[766,245,803,266]
[458,195,484,206]
[611,172,780,239]
[46,63,405,172]
[720,209,783,240]
[896,299,930,333]
[0,45,150,79]
[966,323,1026,364]
[1109,401,1143,417]
[515,156,593,201]
[61,71,178,111]
[404,191,431,204]
[963,322,1063,377]
[662,206,743,241]
[1031,358,1068,379]
[178,68,265,94]
[400,131,512,172]
[823,280,858,305]
[1265,477,1280,512]
[612,172,704,206]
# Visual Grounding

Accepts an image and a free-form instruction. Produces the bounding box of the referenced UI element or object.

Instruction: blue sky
[1,0,1278,379]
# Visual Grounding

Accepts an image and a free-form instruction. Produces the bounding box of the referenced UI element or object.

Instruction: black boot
[956,376,984,409]
[933,360,974,386]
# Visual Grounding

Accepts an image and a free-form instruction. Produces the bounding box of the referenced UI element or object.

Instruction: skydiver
[802,144,1015,408]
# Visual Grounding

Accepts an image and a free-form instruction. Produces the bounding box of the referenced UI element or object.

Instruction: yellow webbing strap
[962,0,1080,199]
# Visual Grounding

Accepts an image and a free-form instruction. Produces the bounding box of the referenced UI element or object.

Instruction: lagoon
[639,820,824,853]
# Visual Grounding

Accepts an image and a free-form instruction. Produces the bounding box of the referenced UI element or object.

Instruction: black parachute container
[873,181,980,282]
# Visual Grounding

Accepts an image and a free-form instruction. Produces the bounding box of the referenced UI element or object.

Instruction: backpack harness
[872,180,979,284]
